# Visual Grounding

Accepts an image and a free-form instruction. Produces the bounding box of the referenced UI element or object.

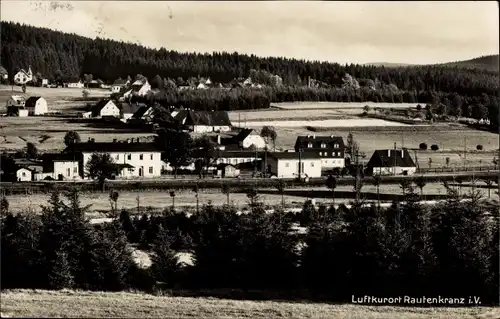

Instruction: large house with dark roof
[174,110,232,133]
[25,96,48,115]
[294,135,346,169]
[365,149,417,176]
[119,102,145,122]
[230,128,267,149]
[65,139,163,179]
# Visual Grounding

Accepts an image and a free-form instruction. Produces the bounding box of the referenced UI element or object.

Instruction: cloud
[1,1,498,64]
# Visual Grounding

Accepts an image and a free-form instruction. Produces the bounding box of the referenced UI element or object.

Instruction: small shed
[215,163,240,178]
[16,168,33,181]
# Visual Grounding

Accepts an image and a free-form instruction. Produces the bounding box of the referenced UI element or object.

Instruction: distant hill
[440,55,499,72]
[363,62,416,68]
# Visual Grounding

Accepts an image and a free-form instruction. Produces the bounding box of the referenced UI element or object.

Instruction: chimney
[88,137,91,142]
[90,138,95,143]
[113,138,117,143]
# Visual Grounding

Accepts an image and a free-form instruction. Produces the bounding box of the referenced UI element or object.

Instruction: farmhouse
[14,66,33,85]
[38,153,80,180]
[123,79,151,99]
[366,149,417,176]
[229,128,267,149]
[24,96,48,115]
[83,99,120,118]
[295,135,346,169]
[120,102,144,122]
[13,158,43,181]
[66,139,163,179]
[111,78,130,93]
[266,152,322,179]
[6,95,26,107]
[215,163,240,178]
[16,167,34,182]
[181,110,232,133]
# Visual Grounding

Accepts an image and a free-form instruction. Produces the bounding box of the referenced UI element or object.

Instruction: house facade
[231,129,267,149]
[295,135,346,169]
[123,80,151,99]
[83,99,120,118]
[266,152,322,178]
[38,154,80,180]
[67,80,84,88]
[67,140,163,179]
[182,110,232,133]
[14,66,33,85]
[25,96,48,115]
[16,168,33,181]
[366,149,417,176]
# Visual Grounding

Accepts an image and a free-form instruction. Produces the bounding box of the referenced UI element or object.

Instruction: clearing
[1,289,496,318]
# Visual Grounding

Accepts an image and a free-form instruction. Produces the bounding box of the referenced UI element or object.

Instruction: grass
[5,183,495,215]
[273,102,422,110]
[1,289,497,318]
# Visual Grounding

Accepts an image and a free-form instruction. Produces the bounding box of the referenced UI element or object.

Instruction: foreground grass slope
[1,289,498,319]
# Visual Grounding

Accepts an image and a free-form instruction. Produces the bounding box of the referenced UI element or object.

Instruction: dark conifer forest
[1,21,499,126]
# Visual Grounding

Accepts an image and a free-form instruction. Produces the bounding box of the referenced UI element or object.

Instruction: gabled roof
[131,105,153,119]
[64,142,160,153]
[367,149,416,168]
[91,99,117,117]
[184,111,232,127]
[25,96,43,109]
[120,102,145,115]
[9,95,25,102]
[268,152,322,160]
[173,110,189,122]
[295,135,345,150]
[233,128,255,142]
[113,79,128,85]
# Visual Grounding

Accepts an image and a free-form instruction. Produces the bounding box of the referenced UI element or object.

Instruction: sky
[1,1,498,65]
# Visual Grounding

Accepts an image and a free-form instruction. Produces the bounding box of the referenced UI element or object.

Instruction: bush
[476,144,483,151]
[430,144,439,151]
[419,143,428,150]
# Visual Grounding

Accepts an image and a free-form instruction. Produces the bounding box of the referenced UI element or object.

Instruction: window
[127,154,131,160]
[22,172,26,177]
[140,154,144,160]
[116,154,119,160]
[149,167,153,174]
[128,168,134,173]
[307,143,313,148]
[73,167,78,173]
[321,143,326,148]
[334,143,339,148]
[67,168,71,176]
[311,162,315,167]
[331,152,334,156]
[285,163,290,167]
[150,154,154,160]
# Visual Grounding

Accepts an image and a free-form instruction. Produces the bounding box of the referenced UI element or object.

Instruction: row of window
[319,151,341,157]
[307,143,340,148]
[115,153,155,161]
[219,158,253,165]
[66,167,78,176]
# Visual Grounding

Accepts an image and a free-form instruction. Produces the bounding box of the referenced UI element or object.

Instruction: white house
[231,128,267,149]
[25,96,48,115]
[123,80,151,99]
[266,152,322,178]
[6,95,26,107]
[67,140,163,179]
[83,99,120,118]
[36,153,80,180]
[67,80,84,88]
[176,110,232,133]
[42,79,49,87]
[16,167,33,181]
[366,149,417,176]
[14,66,33,85]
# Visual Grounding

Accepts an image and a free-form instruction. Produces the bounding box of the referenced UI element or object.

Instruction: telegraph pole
[393,142,397,176]
[298,147,303,179]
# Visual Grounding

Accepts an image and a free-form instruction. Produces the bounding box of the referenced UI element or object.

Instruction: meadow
[2,289,496,319]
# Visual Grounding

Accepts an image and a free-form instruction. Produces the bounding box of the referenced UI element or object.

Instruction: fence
[417,166,498,174]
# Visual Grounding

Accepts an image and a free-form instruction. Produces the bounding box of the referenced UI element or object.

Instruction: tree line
[2,21,499,97]
[1,184,498,304]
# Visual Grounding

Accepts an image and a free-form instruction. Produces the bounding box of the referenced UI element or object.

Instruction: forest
[1,185,498,304]
[1,21,499,126]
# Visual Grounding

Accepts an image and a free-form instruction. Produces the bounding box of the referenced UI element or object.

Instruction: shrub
[476,144,483,151]
[430,144,439,151]
[419,143,428,150]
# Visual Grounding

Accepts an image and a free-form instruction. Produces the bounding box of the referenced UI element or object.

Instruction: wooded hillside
[1,22,499,98]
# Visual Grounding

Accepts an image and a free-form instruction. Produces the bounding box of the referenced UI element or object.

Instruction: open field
[273,102,422,110]
[1,289,496,319]
[245,118,414,128]
[228,108,366,122]
[5,183,495,215]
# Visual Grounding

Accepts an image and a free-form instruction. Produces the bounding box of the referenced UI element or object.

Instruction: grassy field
[5,183,494,215]
[1,289,497,318]
[273,102,421,110]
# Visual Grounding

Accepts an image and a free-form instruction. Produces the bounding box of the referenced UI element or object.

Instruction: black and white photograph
[0,1,499,318]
